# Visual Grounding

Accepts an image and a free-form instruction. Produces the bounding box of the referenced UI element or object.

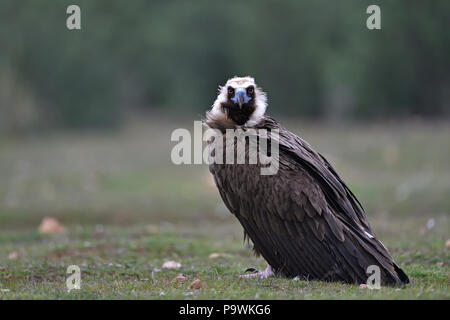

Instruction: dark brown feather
[208,115,409,285]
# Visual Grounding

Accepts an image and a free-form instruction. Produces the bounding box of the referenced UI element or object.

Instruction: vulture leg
[239,265,274,279]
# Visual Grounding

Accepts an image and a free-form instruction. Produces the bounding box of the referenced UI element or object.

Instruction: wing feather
[209,116,408,285]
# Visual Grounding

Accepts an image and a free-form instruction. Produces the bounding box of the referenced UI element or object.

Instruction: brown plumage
[205,76,409,285]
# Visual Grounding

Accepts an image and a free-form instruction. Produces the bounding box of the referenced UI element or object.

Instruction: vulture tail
[393,263,410,284]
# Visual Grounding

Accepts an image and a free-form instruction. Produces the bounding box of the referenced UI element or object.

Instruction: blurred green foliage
[1,0,449,131]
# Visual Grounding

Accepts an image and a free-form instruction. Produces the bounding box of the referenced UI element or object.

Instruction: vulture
[204,76,409,286]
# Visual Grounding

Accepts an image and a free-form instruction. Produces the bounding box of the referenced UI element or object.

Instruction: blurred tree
[0,0,449,132]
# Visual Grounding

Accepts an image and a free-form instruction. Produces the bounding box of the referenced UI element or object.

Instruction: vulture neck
[205,108,266,133]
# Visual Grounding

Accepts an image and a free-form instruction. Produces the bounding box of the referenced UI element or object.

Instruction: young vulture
[204,76,409,286]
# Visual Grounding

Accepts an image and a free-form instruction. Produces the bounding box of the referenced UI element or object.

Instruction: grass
[0,117,449,299]
[1,221,448,299]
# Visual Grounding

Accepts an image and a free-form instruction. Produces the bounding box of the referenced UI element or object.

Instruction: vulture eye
[228,87,235,95]
[247,86,254,95]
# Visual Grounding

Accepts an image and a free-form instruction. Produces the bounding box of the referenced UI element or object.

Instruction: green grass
[0,118,449,299]
[0,221,448,299]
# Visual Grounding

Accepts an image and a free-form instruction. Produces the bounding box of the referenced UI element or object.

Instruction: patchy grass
[0,118,449,299]
[0,220,448,299]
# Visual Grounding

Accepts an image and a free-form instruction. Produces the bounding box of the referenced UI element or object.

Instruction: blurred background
[0,0,449,234]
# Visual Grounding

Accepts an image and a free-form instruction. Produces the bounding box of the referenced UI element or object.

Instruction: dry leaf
[39,217,66,234]
[172,275,187,283]
[4,274,12,280]
[190,279,202,290]
[162,261,181,269]
[8,251,19,260]
[0,266,7,271]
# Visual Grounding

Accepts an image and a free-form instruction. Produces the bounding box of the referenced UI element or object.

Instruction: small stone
[436,262,444,267]
[359,284,368,289]
[208,252,231,259]
[162,261,181,269]
[39,217,66,234]
[0,266,7,271]
[445,239,450,248]
[190,279,202,290]
[172,275,188,283]
[8,251,19,260]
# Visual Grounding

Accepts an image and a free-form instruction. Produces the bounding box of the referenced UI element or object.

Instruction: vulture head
[207,76,267,128]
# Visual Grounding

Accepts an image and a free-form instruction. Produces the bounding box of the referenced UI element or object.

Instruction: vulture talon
[239,265,274,279]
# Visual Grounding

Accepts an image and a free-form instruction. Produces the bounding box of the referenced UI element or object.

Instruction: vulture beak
[232,88,251,109]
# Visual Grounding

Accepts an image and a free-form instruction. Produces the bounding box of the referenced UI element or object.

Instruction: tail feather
[394,263,410,284]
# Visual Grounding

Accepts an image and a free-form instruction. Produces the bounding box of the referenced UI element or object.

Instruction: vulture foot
[239,265,274,279]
